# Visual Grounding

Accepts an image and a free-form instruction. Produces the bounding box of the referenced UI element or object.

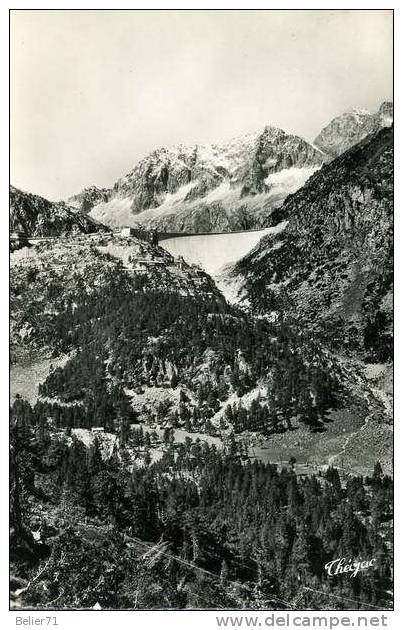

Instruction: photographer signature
[325,557,377,578]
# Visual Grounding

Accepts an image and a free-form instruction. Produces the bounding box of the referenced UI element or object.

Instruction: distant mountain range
[67,186,111,214]
[10,101,393,237]
[68,127,324,233]
[62,101,392,234]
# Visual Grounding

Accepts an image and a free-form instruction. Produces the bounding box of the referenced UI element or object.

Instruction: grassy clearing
[251,403,392,476]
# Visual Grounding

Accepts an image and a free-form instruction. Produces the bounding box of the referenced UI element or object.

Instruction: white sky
[10,9,393,201]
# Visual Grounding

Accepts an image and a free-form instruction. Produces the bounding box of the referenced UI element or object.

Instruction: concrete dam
[159,228,274,277]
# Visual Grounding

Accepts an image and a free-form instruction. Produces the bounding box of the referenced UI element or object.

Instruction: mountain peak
[349,107,371,115]
[314,101,393,158]
[379,100,393,114]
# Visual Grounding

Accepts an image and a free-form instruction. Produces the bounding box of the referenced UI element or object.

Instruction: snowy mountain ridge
[71,124,324,233]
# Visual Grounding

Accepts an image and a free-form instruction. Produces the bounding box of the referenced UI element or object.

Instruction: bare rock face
[10,186,108,237]
[235,125,393,362]
[67,186,112,213]
[238,126,322,196]
[314,102,393,158]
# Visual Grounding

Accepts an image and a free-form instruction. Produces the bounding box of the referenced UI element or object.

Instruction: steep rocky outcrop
[235,125,393,362]
[67,186,112,213]
[10,186,108,237]
[80,126,323,232]
[314,101,393,158]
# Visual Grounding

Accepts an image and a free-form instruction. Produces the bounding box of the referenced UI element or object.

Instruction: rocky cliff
[314,101,393,158]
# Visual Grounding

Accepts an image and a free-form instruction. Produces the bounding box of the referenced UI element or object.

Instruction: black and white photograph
[8,7,394,615]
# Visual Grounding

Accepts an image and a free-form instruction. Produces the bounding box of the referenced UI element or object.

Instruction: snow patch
[209,385,267,428]
[380,115,393,127]
[265,166,320,198]
[133,182,197,221]
[90,197,135,227]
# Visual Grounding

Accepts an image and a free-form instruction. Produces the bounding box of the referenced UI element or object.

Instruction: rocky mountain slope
[234,125,393,363]
[314,101,393,158]
[71,126,323,232]
[10,232,223,363]
[67,185,111,213]
[10,186,108,237]
[11,230,354,441]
